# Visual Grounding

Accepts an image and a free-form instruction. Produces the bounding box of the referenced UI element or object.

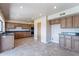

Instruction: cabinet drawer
[65,39,72,50]
[65,36,72,39]
[72,36,79,40]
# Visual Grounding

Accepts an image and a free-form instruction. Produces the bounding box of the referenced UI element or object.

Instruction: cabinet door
[60,18,66,28]
[65,39,72,50]
[54,19,60,24]
[66,16,73,28]
[72,36,79,52]
[59,35,65,48]
[1,35,14,51]
[73,15,79,28]
[59,37,65,48]
[49,20,55,25]
[65,36,72,50]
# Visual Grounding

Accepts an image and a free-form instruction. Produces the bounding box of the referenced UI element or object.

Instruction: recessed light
[40,13,42,16]
[54,6,57,9]
[20,6,23,9]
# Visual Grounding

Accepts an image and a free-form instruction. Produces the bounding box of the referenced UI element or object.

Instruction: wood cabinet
[59,35,79,52]
[49,19,60,25]
[1,34,14,51]
[59,35,72,50]
[60,16,73,28]
[5,22,34,30]
[15,32,31,39]
[73,15,79,28]
[49,20,54,25]
[60,18,66,28]
[59,35,65,48]
[65,36,72,50]
[66,16,73,28]
[72,36,79,52]
[49,14,79,28]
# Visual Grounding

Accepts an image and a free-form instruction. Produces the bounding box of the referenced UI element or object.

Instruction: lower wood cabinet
[65,36,72,50]
[59,35,65,48]
[59,35,79,52]
[72,36,79,52]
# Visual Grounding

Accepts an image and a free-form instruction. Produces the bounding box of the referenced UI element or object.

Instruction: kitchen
[0,9,34,52]
[0,20,34,52]
[0,3,79,56]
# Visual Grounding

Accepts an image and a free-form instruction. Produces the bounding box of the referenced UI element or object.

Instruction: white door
[51,24,61,43]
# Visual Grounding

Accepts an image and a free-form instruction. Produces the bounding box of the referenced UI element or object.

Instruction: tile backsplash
[61,28,79,33]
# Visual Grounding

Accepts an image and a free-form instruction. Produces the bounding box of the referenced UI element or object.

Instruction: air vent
[60,12,66,16]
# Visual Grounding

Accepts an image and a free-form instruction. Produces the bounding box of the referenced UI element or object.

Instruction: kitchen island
[5,29,32,39]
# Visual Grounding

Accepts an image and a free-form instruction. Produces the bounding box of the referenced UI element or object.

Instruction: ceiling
[0,3,79,21]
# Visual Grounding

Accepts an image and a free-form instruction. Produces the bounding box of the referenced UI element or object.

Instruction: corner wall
[34,16,51,43]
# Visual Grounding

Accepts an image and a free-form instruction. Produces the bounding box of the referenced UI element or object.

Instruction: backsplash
[61,28,79,33]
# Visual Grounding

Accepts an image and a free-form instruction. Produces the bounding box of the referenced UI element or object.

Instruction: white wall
[41,16,47,43]
[41,16,51,43]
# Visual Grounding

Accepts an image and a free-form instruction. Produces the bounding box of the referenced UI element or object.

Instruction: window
[0,20,3,32]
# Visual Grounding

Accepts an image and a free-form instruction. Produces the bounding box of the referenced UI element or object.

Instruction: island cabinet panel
[66,16,73,28]
[15,32,31,39]
[73,15,79,28]
[60,18,66,28]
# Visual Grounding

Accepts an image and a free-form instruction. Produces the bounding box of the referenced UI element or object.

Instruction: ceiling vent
[59,12,66,16]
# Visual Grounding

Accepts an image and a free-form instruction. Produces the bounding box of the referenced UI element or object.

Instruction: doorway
[37,23,41,41]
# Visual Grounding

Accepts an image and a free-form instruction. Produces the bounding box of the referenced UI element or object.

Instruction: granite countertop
[0,29,31,35]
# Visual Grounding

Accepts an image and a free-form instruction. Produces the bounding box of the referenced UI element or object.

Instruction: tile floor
[0,37,79,56]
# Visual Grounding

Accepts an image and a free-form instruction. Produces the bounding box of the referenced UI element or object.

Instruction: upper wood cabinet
[66,16,73,28]
[49,19,60,25]
[5,22,34,30]
[60,16,73,28]
[60,18,66,28]
[73,15,79,28]
[49,14,79,28]
[49,20,55,25]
